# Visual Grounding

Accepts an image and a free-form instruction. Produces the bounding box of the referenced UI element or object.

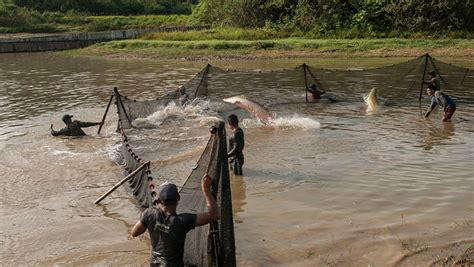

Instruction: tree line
[11,0,197,15]
[192,0,474,36]
[3,0,474,37]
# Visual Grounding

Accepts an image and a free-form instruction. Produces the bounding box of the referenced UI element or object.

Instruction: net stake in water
[94,161,150,205]
[97,91,115,134]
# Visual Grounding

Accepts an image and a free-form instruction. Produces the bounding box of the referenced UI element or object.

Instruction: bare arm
[425,100,437,118]
[50,125,69,136]
[195,173,219,226]
[78,121,102,128]
[131,220,147,237]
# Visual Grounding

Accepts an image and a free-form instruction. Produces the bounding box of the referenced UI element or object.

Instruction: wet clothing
[443,106,456,121]
[426,92,456,120]
[140,207,197,267]
[228,127,244,175]
[51,120,100,136]
[231,157,244,176]
[307,86,326,99]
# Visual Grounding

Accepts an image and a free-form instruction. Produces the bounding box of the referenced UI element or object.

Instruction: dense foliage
[0,0,190,33]
[192,0,474,37]
[11,0,196,15]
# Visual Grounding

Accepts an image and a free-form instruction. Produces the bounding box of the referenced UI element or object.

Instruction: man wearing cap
[307,83,326,100]
[131,173,219,266]
[424,84,456,122]
[50,114,102,136]
[424,70,441,92]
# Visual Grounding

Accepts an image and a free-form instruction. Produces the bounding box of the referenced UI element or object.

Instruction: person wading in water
[307,83,326,100]
[50,114,102,136]
[424,70,441,92]
[131,174,219,266]
[227,114,245,176]
[424,84,456,122]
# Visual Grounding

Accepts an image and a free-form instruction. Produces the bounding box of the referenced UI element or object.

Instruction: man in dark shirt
[50,114,102,136]
[131,174,219,266]
[307,83,326,100]
[424,85,456,122]
[424,70,441,92]
[227,114,245,176]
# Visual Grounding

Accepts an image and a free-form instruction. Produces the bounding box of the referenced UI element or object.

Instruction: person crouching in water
[424,84,456,122]
[50,114,102,136]
[227,114,245,175]
[307,83,326,101]
[131,174,219,266]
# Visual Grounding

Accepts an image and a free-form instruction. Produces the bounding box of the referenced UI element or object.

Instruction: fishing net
[107,53,472,267]
[114,87,235,266]
[180,54,473,107]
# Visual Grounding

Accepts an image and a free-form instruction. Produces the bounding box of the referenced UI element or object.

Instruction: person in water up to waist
[227,114,245,176]
[424,70,441,92]
[424,84,456,122]
[50,114,102,136]
[307,83,326,100]
[131,174,219,267]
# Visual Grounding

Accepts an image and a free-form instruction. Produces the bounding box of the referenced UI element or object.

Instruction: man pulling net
[51,114,102,137]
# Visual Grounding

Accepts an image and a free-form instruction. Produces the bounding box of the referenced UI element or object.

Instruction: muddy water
[0,53,473,266]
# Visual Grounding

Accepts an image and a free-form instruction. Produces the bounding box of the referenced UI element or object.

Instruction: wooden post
[427,55,447,91]
[114,87,132,126]
[94,161,150,204]
[97,92,114,134]
[418,54,429,106]
[303,64,309,103]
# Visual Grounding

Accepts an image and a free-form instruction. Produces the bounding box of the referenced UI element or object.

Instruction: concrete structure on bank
[0,26,208,53]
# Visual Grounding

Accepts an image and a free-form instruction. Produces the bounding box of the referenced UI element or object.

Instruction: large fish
[364,87,379,113]
[223,95,272,124]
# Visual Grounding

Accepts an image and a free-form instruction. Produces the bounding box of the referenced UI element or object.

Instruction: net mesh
[179,54,473,106]
[109,53,472,267]
[114,89,236,266]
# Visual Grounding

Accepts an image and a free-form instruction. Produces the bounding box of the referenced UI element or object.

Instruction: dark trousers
[230,156,244,176]
[443,106,456,121]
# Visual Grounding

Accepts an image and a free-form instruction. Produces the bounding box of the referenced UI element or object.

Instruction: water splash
[363,88,382,114]
[271,115,321,130]
[242,114,320,130]
[134,99,220,128]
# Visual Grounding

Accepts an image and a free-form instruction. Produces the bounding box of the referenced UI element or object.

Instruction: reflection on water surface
[0,53,473,266]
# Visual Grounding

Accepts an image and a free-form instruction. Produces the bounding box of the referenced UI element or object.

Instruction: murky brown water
[0,53,473,266]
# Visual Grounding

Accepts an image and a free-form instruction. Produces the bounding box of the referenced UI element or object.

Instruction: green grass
[72,37,474,60]
[92,38,474,51]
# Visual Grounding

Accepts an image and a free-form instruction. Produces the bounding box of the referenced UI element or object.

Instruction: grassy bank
[73,35,474,60]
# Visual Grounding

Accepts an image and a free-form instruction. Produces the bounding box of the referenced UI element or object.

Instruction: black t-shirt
[51,120,99,136]
[228,127,244,159]
[140,207,197,266]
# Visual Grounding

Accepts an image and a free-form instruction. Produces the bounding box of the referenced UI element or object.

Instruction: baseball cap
[158,182,180,202]
[62,114,73,122]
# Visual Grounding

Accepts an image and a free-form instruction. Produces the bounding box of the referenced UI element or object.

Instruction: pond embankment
[0,25,208,53]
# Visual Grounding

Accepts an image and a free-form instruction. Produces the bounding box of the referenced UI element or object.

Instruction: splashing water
[363,88,382,114]
[271,115,321,129]
[242,114,320,130]
[134,99,220,128]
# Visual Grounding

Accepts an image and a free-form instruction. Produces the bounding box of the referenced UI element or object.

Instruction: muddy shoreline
[69,46,474,62]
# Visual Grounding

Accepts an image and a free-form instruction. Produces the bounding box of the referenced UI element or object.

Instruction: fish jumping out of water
[364,88,379,113]
[223,95,272,124]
